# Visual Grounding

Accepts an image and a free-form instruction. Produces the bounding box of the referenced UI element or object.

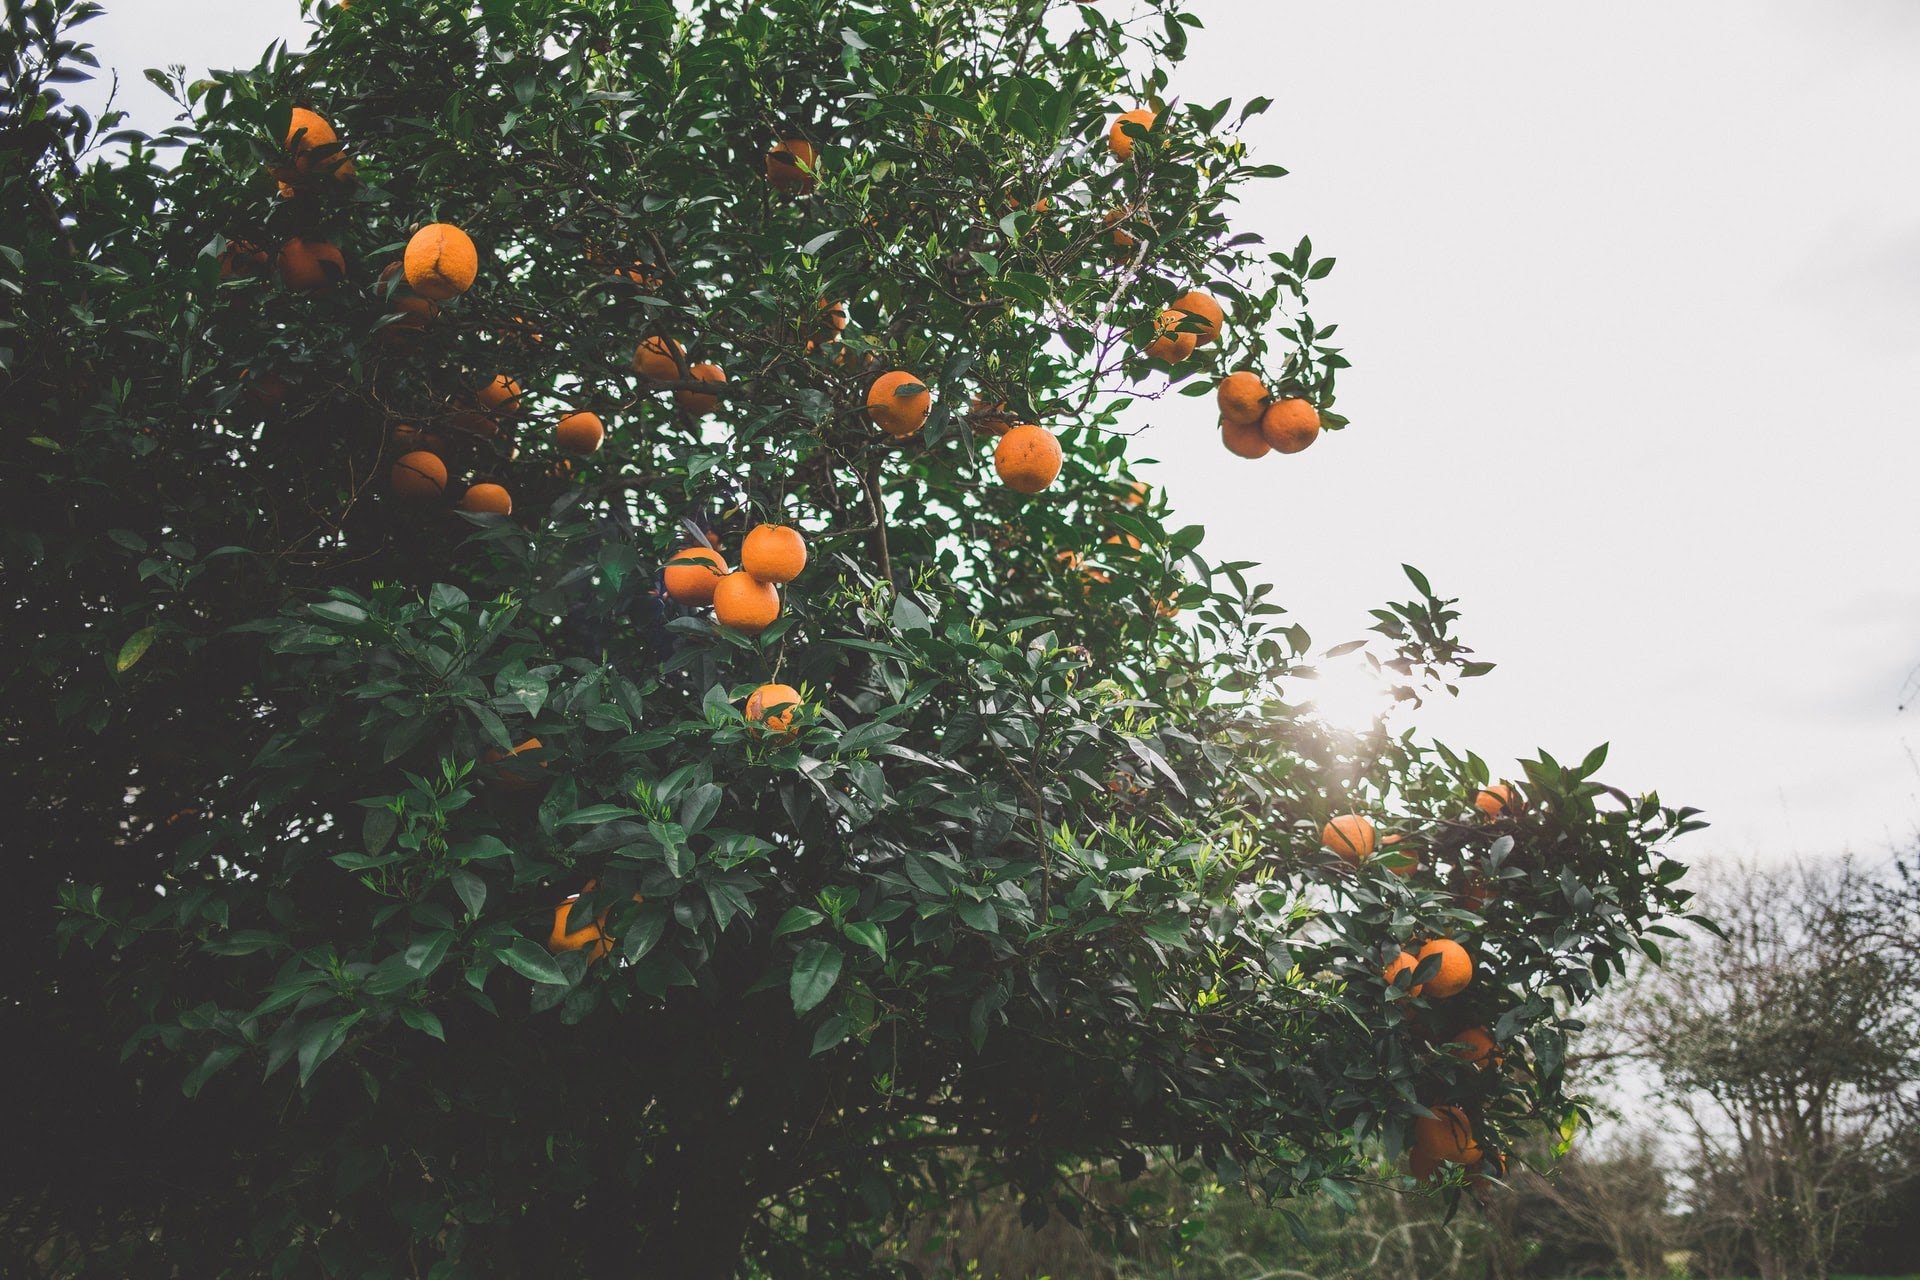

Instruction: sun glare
[1301,653,1396,734]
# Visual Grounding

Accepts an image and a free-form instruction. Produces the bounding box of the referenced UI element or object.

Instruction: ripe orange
[1447,1026,1499,1068]
[676,362,726,415]
[460,483,511,515]
[1458,876,1492,913]
[555,411,604,454]
[994,424,1063,493]
[220,239,268,280]
[1171,290,1225,345]
[1143,309,1196,363]
[1216,371,1268,426]
[1322,814,1377,862]
[746,683,805,740]
[549,894,613,962]
[243,369,290,407]
[374,261,435,336]
[662,545,726,605]
[445,410,499,441]
[1104,204,1140,250]
[741,524,807,584]
[1417,938,1473,998]
[632,335,685,381]
[712,570,781,635]
[484,737,544,789]
[277,237,346,291]
[391,451,447,502]
[1121,479,1149,506]
[1474,783,1520,817]
[285,107,338,174]
[1220,415,1271,459]
[1381,832,1420,878]
[1108,107,1156,160]
[1384,950,1423,997]
[813,296,849,345]
[476,374,522,415]
[1260,398,1321,454]
[403,223,478,301]
[1413,1106,1483,1166]
[285,107,336,153]
[867,370,932,438]
[612,261,665,290]
[767,138,817,193]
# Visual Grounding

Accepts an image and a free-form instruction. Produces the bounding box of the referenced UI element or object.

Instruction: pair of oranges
[866,372,1066,494]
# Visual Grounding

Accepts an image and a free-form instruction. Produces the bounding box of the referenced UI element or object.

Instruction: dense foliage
[1,0,1700,1274]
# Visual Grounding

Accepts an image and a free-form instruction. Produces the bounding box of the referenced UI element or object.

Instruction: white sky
[69,0,1920,868]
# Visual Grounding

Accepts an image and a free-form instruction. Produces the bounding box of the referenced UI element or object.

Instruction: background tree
[1,0,1698,1275]
[1621,858,1920,1280]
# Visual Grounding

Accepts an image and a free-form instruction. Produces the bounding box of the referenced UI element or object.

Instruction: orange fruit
[745,683,805,740]
[460,483,511,515]
[285,107,336,155]
[662,545,726,605]
[1220,416,1271,459]
[867,370,932,438]
[1216,372,1267,426]
[1108,107,1156,160]
[285,107,346,177]
[1384,950,1423,997]
[813,296,849,345]
[555,411,604,454]
[740,524,807,584]
[1458,876,1492,912]
[1260,398,1321,454]
[1447,1026,1499,1068]
[1121,479,1149,506]
[1104,204,1141,250]
[277,237,346,291]
[994,424,1063,493]
[1417,938,1473,998]
[403,223,478,301]
[1413,1106,1483,1166]
[219,239,268,280]
[1410,1146,1443,1182]
[1144,309,1196,363]
[1381,832,1420,878]
[450,409,502,440]
[390,451,447,502]
[484,737,544,790]
[712,570,781,635]
[549,894,613,962]
[612,261,665,290]
[374,261,435,336]
[767,139,817,193]
[1171,290,1225,346]
[676,362,726,415]
[476,374,522,415]
[1322,814,1376,862]
[632,335,685,381]
[1474,783,1520,817]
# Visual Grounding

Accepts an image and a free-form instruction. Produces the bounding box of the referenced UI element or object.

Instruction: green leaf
[789,940,843,1014]
[497,939,570,987]
[398,1006,445,1042]
[115,626,157,673]
[450,870,486,920]
[773,905,825,938]
[843,920,887,963]
[810,1013,853,1056]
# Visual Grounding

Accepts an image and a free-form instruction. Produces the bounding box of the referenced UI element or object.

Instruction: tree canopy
[1,0,1701,1275]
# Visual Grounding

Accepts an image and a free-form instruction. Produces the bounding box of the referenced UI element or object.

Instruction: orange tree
[1,0,1703,1275]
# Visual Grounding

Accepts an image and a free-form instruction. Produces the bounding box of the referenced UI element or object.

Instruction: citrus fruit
[994,424,1063,493]
[740,524,807,584]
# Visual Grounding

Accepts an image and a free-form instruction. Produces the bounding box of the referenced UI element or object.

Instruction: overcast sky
[69,1,1920,869]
